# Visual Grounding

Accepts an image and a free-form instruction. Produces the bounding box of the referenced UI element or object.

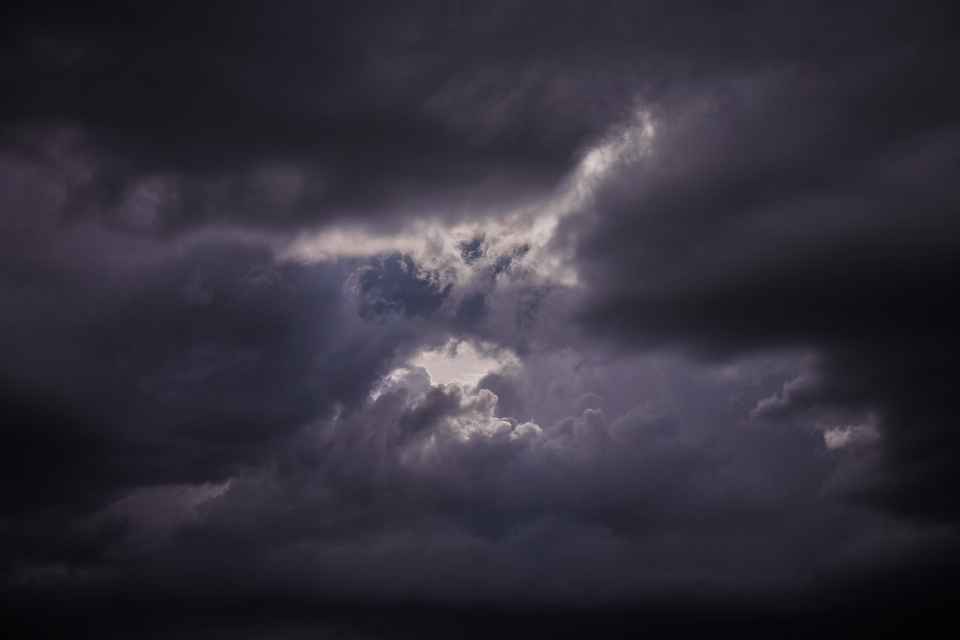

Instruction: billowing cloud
[2,2,958,637]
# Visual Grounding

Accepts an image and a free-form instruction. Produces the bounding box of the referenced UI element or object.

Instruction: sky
[1,2,959,637]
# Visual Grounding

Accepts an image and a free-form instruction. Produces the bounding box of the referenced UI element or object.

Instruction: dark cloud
[358,254,452,320]
[455,291,489,327]
[459,235,486,264]
[2,1,959,637]
[0,237,410,548]
[572,10,960,521]
[2,0,590,229]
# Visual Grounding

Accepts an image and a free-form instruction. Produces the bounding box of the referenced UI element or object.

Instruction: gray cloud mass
[2,2,958,637]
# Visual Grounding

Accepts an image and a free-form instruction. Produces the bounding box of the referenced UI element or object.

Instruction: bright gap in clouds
[412,340,518,386]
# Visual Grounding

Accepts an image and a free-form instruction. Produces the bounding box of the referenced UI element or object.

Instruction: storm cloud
[2,2,959,637]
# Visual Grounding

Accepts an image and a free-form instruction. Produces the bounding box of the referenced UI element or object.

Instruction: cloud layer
[2,1,959,636]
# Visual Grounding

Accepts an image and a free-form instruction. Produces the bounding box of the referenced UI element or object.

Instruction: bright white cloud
[412,339,520,386]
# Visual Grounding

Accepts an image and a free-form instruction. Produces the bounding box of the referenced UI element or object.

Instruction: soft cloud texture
[2,2,958,637]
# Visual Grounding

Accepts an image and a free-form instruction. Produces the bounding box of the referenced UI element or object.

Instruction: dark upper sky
[2,2,959,637]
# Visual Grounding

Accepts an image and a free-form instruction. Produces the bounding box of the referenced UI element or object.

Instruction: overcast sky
[2,2,959,637]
